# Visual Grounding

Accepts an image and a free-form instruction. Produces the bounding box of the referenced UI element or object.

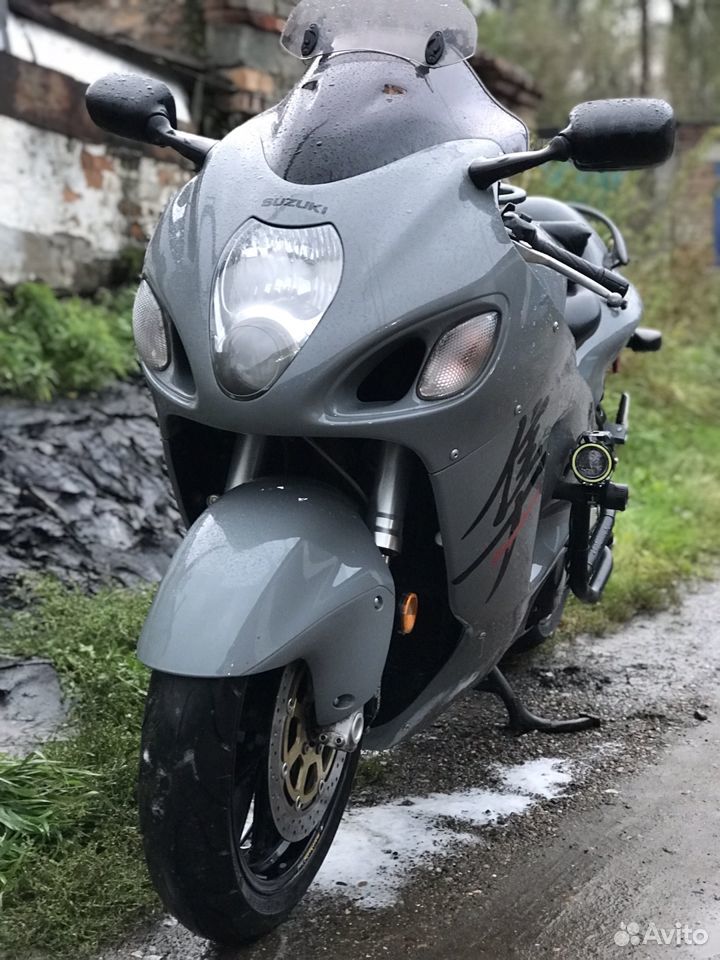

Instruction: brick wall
[45,0,304,124]
[205,1,303,126]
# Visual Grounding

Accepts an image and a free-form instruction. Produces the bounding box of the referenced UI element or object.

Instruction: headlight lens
[133,280,169,371]
[211,220,343,398]
[418,312,499,401]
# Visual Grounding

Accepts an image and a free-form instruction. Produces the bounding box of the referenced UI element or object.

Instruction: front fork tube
[224,436,411,561]
[225,435,267,491]
[369,442,411,557]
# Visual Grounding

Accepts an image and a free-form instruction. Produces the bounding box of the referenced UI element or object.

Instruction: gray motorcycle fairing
[139,61,643,747]
[137,480,395,725]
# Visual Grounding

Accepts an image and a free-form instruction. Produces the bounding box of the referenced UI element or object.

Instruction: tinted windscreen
[282,0,478,67]
[263,55,529,185]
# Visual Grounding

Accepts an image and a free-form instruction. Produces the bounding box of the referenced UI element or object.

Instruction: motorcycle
[86,0,675,945]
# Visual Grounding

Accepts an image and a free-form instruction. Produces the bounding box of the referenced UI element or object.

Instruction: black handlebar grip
[533,233,630,297]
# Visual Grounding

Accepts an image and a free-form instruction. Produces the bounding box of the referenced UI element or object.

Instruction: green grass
[0,754,99,894]
[0,283,137,401]
[561,328,720,637]
[0,582,156,958]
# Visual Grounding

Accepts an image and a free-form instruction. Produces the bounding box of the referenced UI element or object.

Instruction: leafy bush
[0,283,137,401]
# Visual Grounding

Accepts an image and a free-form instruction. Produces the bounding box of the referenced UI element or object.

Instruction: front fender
[138,480,395,724]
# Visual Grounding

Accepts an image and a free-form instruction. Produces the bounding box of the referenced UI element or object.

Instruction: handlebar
[503,211,630,299]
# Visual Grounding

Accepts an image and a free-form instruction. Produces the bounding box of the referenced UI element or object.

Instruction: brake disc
[267,663,347,842]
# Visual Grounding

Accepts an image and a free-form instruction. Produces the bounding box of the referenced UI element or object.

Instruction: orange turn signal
[398,593,419,636]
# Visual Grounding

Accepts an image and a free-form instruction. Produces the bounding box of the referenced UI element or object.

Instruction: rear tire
[138,665,359,946]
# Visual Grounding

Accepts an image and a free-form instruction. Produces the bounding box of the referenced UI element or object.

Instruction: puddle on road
[313,758,572,907]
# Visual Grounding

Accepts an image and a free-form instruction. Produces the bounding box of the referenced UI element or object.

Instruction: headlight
[211,220,343,398]
[418,312,499,401]
[133,280,169,371]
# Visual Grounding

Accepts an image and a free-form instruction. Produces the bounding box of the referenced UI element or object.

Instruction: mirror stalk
[469,98,675,190]
[146,115,218,167]
[469,135,570,191]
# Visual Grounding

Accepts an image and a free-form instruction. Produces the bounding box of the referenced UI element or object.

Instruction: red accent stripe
[490,489,542,568]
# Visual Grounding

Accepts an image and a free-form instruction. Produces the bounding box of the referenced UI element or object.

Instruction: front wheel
[138,663,359,946]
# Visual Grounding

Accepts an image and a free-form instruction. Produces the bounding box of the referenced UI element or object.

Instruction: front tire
[138,664,359,946]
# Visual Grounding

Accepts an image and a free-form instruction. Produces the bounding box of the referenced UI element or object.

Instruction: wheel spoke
[285,736,303,766]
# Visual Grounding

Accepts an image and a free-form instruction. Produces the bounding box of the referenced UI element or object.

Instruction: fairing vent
[356,338,427,404]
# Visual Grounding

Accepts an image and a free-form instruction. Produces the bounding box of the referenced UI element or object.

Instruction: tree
[667,0,720,121]
[477,0,646,128]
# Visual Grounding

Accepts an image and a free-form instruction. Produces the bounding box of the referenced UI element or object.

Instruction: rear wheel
[138,663,359,946]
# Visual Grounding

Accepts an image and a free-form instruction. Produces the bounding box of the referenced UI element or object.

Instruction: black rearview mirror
[562,98,676,172]
[86,73,178,143]
[86,73,217,167]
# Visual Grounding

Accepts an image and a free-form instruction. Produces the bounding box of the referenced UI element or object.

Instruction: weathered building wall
[44,0,303,121]
[52,0,300,124]
[0,114,188,291]
[40,0,541,129]
[204,0,304,123]
[0,7,194,291]
[48,0,201,57]
[5,8,192,121]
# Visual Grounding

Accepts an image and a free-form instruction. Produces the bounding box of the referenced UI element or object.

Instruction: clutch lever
[514,241,626,308]
[504,210,630,300]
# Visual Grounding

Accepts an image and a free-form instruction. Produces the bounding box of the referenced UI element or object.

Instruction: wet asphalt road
[100,580,720,960]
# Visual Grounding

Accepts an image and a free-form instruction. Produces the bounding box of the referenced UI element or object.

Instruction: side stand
[479,667,601,735]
